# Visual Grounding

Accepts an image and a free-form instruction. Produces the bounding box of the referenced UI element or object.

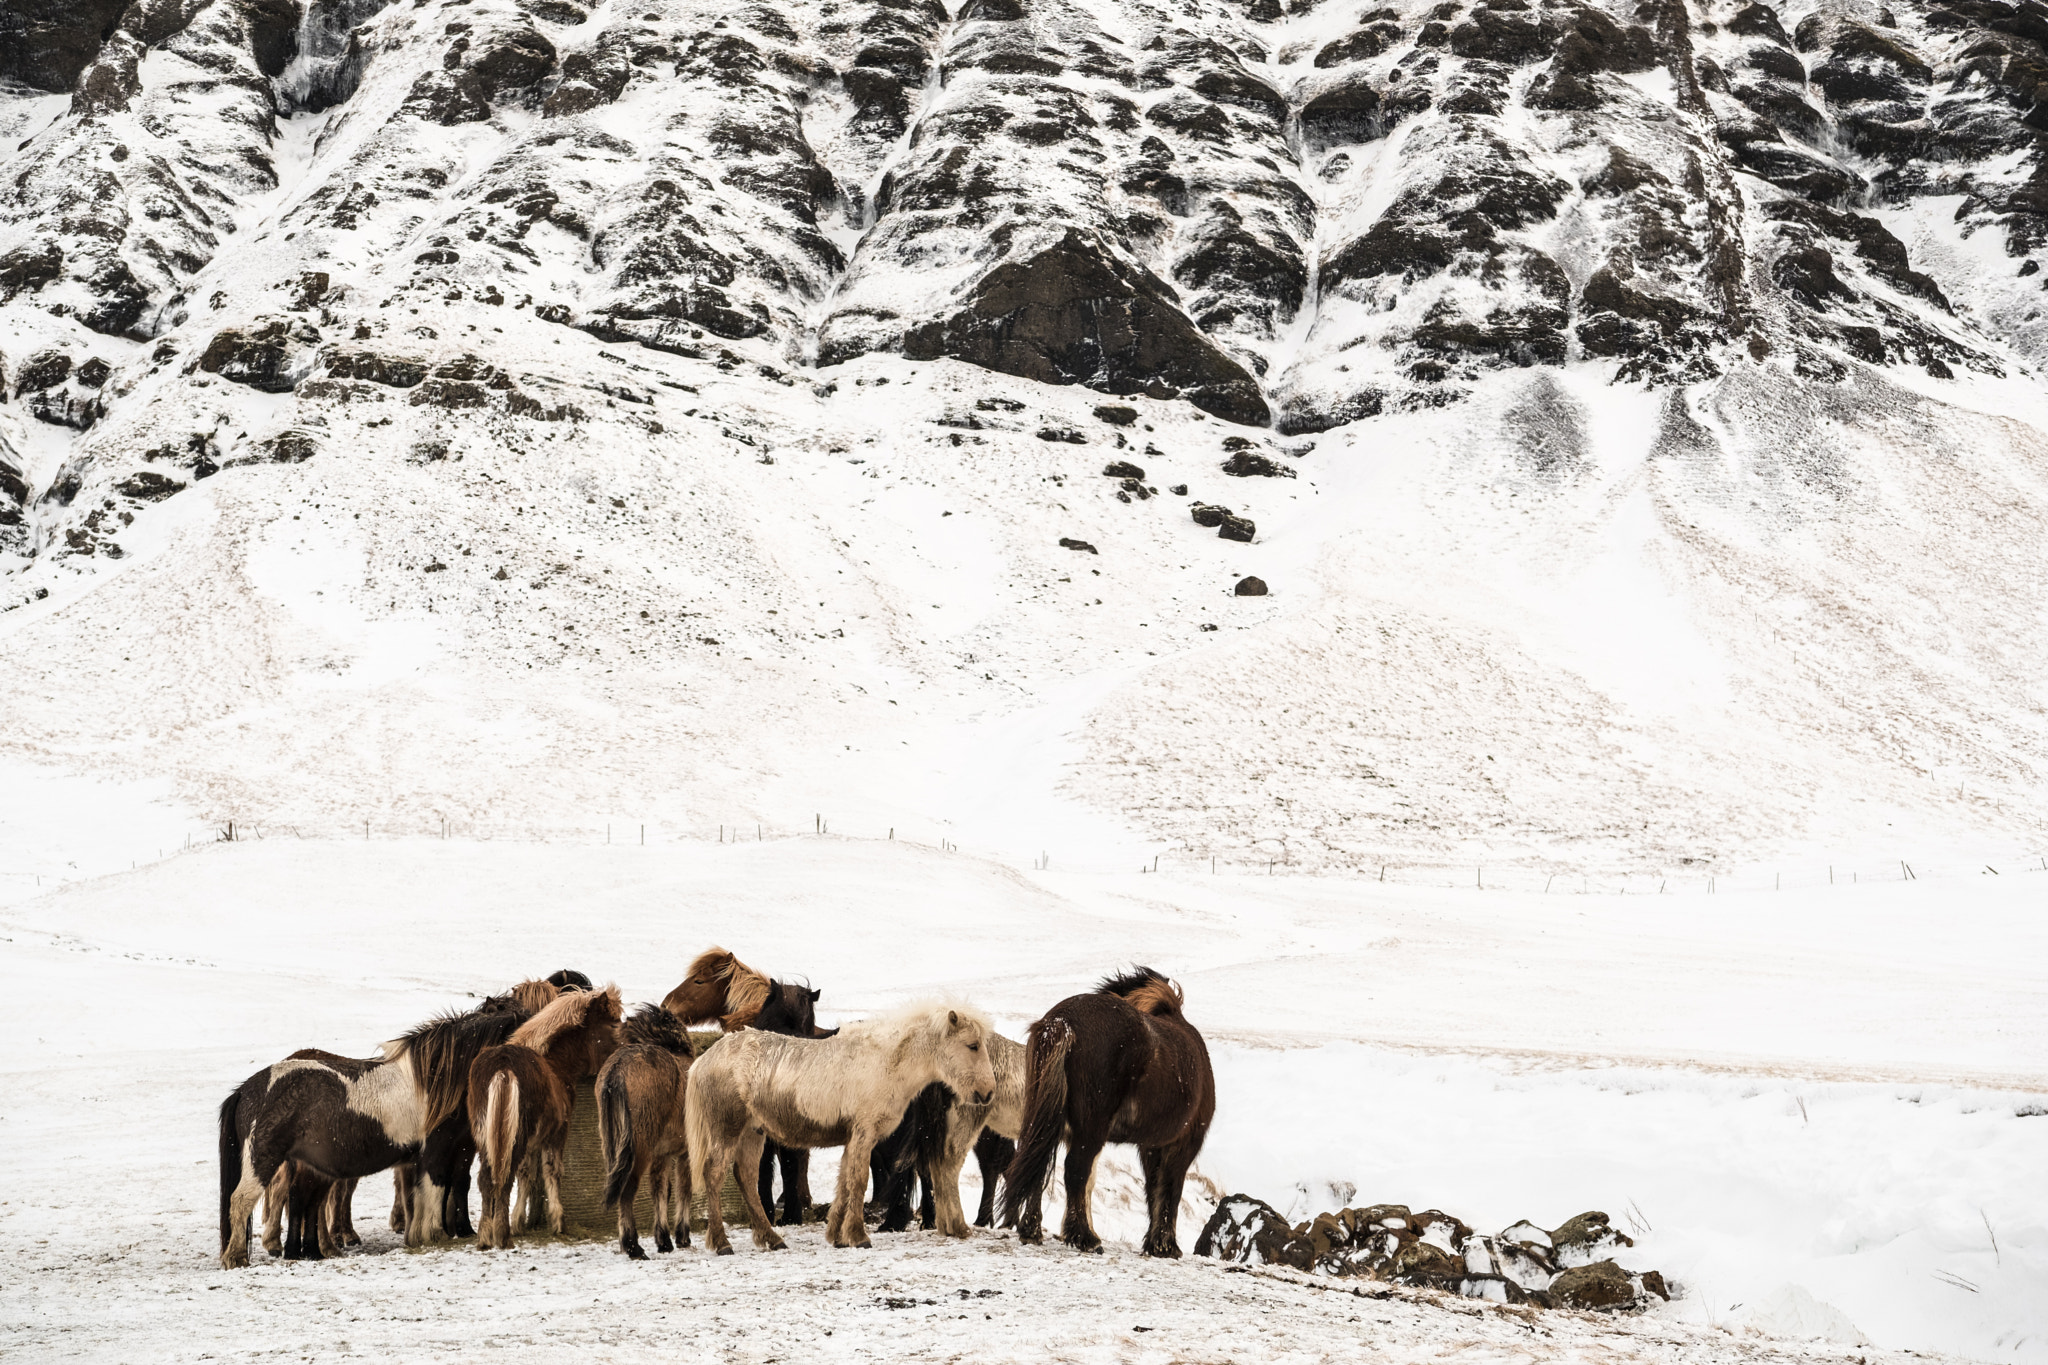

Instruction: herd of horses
[217,950,1216,1267]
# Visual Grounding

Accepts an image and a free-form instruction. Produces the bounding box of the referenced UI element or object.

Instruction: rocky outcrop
[1197,1195,1669,1311]
[894,228,1268,424]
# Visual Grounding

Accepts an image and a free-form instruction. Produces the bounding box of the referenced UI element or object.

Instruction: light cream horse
[923,1030,1028,1236]
[686,1002,998,1252]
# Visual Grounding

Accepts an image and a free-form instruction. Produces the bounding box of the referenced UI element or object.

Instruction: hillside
[6,0,2048,871]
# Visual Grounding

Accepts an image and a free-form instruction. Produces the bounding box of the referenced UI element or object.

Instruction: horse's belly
[749,1088,848,1150]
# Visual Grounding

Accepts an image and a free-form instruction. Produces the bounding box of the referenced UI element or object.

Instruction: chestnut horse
[686,1002,997,1253]
[1001,969,1213,1258]
[596,1003,697,1258]
[661,947,833,1224]
[468,985,624,1249]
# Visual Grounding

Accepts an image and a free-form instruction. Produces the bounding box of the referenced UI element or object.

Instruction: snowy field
[1,836,2041,1362]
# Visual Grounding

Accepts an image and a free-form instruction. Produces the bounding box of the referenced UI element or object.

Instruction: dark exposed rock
[405,27,558,124]
[1093,403,1138,425]
[897,228,1269,425]
[1234,575,1268,595]
[1315,22,1401,67]
[1103,460,1146,478]
[0,0,130,92]
[1190,501,1231,526]
[1217,513,1256,541]
[1039,427,1087,443]
[115,471,186,502]
[1222,451,1296,477]
[323,349,428,388]
[1550,1260,1637,1310]
[198,321,312,393]
[1058,536,1098,553]
[1301,75,1382,152]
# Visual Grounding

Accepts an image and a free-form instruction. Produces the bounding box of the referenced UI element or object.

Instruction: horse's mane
[506,979,561,1015]
[391,1006,529,1131]
[511,983,623,1054]
[846,997,992,1040]
[1097,967,1184,1018]
[671,947,773,1031]
[620,1002,695,1056]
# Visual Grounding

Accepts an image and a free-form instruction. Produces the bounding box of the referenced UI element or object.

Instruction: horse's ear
[809,987,821,1003]
[948,1009,960,1030]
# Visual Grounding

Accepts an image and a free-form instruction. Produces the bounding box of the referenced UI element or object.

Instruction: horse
[661,947,774,1030]
[867,1083,954,1233]
[218,1006,527,1269]
[660,947,835,1226]
[1001,969,1214,1258]
[884,1031,1032,1244]
[595,1004,696,1258]
[219,1048,382,1259]
[468,985,624,1250]
[686,1002,997,1253]
[386,978,561,1242]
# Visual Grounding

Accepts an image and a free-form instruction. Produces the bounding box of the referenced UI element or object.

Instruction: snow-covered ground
[1,837,2040,1362]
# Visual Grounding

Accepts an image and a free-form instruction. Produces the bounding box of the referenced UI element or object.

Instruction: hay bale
[520,1075,748,1239]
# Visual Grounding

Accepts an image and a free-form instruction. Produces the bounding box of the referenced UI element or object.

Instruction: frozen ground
[0,837,2041,1362]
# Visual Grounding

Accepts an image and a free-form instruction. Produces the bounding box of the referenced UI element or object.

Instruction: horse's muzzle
[972,1090,993,1106]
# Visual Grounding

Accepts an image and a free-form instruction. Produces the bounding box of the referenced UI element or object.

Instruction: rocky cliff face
[3,0,2048,867]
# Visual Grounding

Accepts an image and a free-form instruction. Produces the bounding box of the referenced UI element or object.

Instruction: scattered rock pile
[1195,1196,1670,1312]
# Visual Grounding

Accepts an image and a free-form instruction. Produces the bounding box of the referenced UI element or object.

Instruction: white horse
[921,1030,1027,1237]
[686,1002,999,1251]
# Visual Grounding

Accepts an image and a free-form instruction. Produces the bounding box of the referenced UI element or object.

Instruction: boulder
[900,228,1269,426]
[1549,1259,1636,1310]
[1103,461,1145,479]
[1190,501,1231,527]
[1235,575,1268,595]
[1217,514,1256,542]
[1058,537,1098,553]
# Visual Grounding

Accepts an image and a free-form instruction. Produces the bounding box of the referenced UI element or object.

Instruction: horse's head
[546,968,593,992]
[583,984,624,1068]
[936,1008,997,1108]
[752,979,824,1037]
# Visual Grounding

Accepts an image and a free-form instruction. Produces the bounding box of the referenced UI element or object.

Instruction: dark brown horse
[1001,968,1214,1258]
[596,1004,696,1258]
[468,985,624,1249]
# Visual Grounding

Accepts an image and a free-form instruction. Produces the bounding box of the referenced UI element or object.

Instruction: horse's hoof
[624,1242,647,1261]
[716,1244,735,1257]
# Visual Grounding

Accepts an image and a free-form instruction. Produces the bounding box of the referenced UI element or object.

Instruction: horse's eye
[968,1042,980,1051]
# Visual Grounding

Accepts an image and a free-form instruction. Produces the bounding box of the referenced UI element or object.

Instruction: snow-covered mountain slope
[5,0,2048,872]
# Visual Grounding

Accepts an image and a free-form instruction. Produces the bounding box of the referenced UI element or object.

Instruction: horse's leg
[333,1176,361,1248]
[542,1145,566,1235]
[261,1163,288,1256]
[389,1162,413,1233]
[669,1152,693,1249]
[222,1133,273,1270]
[691,1133,734,1256]
[617,1138,646,1260]
[650,1155,672,1255]
[1144,1140,1197,1259]
[830,1127,880,1249]
[779,1146,810,1225]
[733,1128,786,1251]
[975,1131,1015,1229]
[1059,1135,1106,1253]
[474,1145,501,1251]
[316,1181,342,1258]
[757,1141,779,1227]
[285,1170,327,1261]
[446,1140,477,1239]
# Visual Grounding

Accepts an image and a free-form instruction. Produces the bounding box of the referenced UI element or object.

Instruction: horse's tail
[218,1088,243,1252]
[1000,1016,1074,1227]
[479,1069,520,1204]
[599,1070,636,1208]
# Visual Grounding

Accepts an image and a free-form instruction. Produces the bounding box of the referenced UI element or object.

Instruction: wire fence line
[7,813,2045,900]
